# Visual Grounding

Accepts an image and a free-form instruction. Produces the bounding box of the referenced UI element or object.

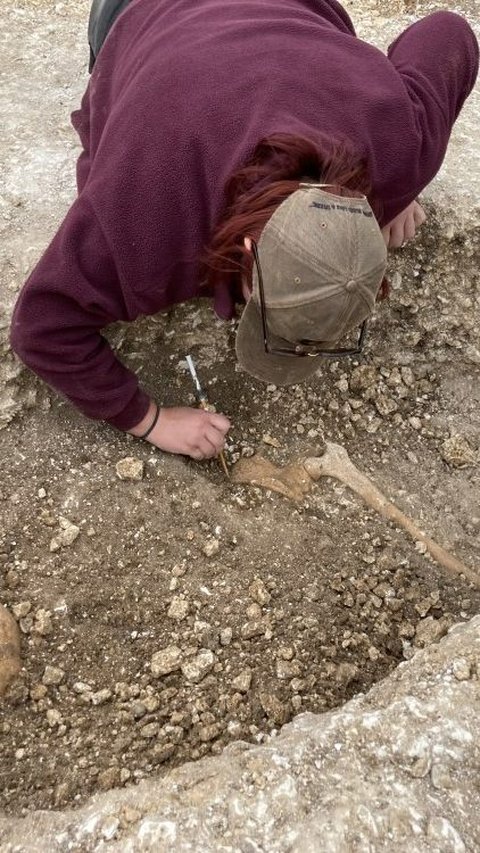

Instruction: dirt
[1,0,479,822]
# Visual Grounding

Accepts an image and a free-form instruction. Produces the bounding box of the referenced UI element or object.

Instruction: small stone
[115,457,144,481]
[46,709,63,728]
[131,702,147,719]
[414,598,433,618]
[400,367,415,387]
[49,517,80,552]
[278,646,294,661]
[91,688,113,706]
[30,684,48,701]
[72,681,92,694]
[181,649,215,683]
[408,752,432,778]
[12,601,31,620]
[231,669,253,693]
[143,695,160,713]
[409,417,422,430]
[259,692,289,726]
[42,665,65,686]
[414,617,450,648]
[335,662,359,685]
[246,603,262,620]
[120,769,132,784]
[248,579,271,606]
[441,435,476,468]
[203,538,220,557]
[98,768,120,790]
[374,394,398,417]
[262,434,281,448]
[220,628,233,646]
[276,660,301,680]
[167,597,190,621]
[151,743,175,764]
[33,609,53,636]
[198,723,222,742]
[350,365,377,391]
[140,722,159,738]
[398,622,416,639]
[151,646,182,677]
[240,620,267,640]
[290,678,306,693]
[452,658,471,681]
[291,695,302,712]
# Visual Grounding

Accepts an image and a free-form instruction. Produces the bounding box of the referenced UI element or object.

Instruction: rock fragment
[248,578,271,606]
[33,609,53,636]
[181,650,215,683]
[150,646,182,677]
[231,669,253,693]
[49,517,80,552]
[115,457,144,481]
[203,538,220,557]
[42,665,65,686]
[440,435,476,468]
[414,617,450,648]
[167,597,190,621]
[259,692,289,726]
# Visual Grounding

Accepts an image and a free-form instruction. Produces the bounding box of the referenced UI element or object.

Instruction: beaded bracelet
[137,404,160,440]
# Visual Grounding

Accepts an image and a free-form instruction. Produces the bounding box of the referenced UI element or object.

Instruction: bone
[304,443,480,588]
[0,604,21,696]
[232,455,312,502]
[232,444,480,588]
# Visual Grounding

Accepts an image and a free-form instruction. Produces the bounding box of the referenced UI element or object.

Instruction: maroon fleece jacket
[10,0,479,429]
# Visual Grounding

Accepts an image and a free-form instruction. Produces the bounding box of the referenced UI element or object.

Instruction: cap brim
[235,299,323,386]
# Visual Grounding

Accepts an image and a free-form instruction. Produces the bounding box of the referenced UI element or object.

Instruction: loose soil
[1,0,479,821]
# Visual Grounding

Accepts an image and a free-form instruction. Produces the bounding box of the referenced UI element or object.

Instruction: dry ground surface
[1,0,479,819]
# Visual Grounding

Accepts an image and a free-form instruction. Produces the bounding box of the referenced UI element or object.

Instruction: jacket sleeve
[383,11,478,224]
[10,196,150,430]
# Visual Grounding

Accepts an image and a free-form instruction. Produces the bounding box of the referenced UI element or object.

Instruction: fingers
[191,422,228,460]
[209,412,231,433]
[383,200,427,250]
[413,201,426,227]
[403,211,416,242]
[388,221,406,249]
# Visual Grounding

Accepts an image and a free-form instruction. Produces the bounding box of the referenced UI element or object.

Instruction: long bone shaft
[303,443,480,588]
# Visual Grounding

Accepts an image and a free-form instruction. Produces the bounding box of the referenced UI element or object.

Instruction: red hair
[202,133,389,301]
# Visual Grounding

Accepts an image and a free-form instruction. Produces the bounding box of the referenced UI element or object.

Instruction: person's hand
[382,200,426,249]
[129,404,231,460]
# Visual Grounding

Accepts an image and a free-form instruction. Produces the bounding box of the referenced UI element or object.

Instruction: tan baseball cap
[235,183,387,385]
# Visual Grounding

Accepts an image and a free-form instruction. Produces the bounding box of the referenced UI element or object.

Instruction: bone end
[303,442,352,480]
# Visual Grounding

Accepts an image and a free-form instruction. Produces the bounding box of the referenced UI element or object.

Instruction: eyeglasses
[251,240,368,359]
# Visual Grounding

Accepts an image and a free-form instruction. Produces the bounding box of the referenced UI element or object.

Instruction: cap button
[346,279,357,292]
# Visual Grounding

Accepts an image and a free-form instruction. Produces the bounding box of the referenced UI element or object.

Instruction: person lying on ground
[10,0,479,460]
